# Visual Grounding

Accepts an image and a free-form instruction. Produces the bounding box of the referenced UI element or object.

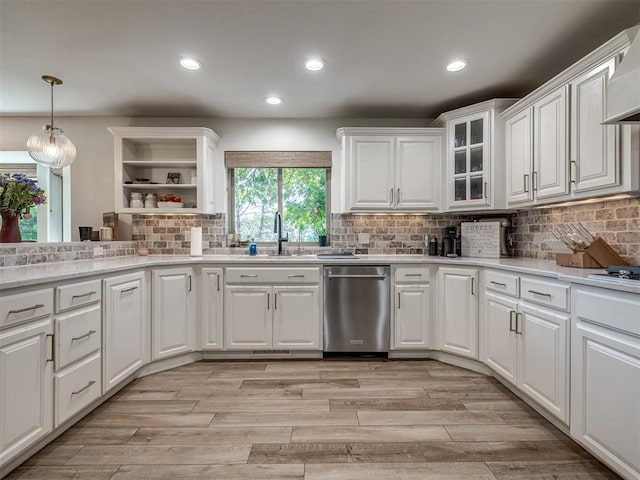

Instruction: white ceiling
[1,0,638,119]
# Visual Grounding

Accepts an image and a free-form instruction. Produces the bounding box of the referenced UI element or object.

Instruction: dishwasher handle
[327,274,388,280]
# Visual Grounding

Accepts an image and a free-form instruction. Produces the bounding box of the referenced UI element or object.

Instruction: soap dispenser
[249,238,257,256]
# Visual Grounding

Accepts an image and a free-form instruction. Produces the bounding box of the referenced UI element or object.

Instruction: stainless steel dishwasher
[323,265,390,354]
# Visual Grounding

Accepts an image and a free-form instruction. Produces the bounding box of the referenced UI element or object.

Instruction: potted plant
[315,226,328,247]
[0,173,46,243]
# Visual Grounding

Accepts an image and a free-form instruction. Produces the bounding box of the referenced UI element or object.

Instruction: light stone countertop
[0,254,638,294]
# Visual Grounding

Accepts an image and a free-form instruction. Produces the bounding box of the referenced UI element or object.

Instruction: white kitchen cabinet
[433,99,516,211]
[481,271,569,423]
[272,286,320,349]
[570,58,618,193]
[201,267,223,350]
[392,266,432,350]
[224,267,322,351]
[505,107,533,204]
[0,316,53,467]
[337,128,443,212]
[109,127,220,214]
[103,271,148,393]
[152,267,194,360]
[571,286,640,480]
[436,267,478,359]
[224,286,271,349]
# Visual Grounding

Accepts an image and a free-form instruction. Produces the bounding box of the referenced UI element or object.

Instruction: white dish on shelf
[157,201,184,208]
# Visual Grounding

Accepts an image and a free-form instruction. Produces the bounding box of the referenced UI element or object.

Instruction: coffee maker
[442,226,458,257]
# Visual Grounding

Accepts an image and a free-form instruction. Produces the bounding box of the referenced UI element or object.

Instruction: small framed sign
[461,222,501,258]
[166,172,181,184]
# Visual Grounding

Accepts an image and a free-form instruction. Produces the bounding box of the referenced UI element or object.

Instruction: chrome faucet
[273,211,288,255]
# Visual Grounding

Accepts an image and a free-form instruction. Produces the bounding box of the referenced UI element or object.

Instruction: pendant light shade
[27,75,76,168]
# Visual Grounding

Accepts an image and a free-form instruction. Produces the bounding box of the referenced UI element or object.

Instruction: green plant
[0,173,47,217]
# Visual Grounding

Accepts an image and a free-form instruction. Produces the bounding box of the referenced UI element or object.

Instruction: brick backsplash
[512,197,640,265]
[0,241,137,267]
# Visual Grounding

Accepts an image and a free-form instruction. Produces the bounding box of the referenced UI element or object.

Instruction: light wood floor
[8,360,621,479]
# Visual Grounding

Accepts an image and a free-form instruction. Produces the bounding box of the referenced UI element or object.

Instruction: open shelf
[122,160,197,168]
[123,184,197,189]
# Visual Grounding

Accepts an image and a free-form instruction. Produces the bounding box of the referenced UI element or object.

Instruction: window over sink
[225,151,331,244]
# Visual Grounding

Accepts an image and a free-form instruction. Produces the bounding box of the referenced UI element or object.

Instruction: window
[226,152,331,244]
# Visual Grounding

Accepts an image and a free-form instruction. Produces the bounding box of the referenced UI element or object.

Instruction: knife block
[584,237,629,267]
[555,252,601,268]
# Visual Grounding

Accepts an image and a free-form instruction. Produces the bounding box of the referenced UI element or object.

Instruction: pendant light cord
[50,79,54,128]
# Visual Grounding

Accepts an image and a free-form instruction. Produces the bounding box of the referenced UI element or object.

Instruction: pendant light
[26,75,76,168]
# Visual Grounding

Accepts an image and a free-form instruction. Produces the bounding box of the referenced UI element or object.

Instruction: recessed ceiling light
[265,96,283,105]
[305,58,324,71]
[179,57,202,70]
[446,59,468,72]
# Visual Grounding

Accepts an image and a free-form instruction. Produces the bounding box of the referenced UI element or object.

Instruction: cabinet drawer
[484,270,519,297]
[0,288,53,329]
[55,280,101,313]
[395,266,431,283]
[521,276,569,311]
[54,352,101,427]
[225,267,320,284]
[55,305,101,370]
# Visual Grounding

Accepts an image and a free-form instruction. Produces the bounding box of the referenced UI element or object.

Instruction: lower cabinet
[201,268,223,350]
[103,271,148,393]
[0,317,53,467]
[54,352,101,427]
[392,266,432,350]
[483,289,569,423]
[571,286,640,480]
[224,285,320,350]
[436,267,478,358]
[152,267,194,360]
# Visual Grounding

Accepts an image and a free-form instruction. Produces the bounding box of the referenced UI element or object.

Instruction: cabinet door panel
[103,273,147,392]
[571,58,618,192]
[0,318,52,466]
[273,286,320,350]
[484,293,518,384]
[395,136,441,210]
[201,268,223,350]
[505,108,533,204]
[534,87,568,199]
[437,268,478,358]
[349,136,395,209]
[394,285,431,349]
[518,303,568,422]
[224,287,271,350]
[152,268,194,360]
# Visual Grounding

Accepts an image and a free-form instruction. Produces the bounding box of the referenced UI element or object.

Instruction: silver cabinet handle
[389,188,394,206]
[484,181,488,199]
[121,286,138,294]
[267,293,270,310]
[241,274,258,278]
[216,274,220,291]
[71,380,96,396]
[397,292,401,309]
[570,160,577,185]
[72,291,96,299]
[274,293,277,310]
[471,277,475,295]
[288,274,305,278]
[46,333,54,364]
[528,289,551,298]
[328,274,387,279]
[405,273,422,277]
[532,171,538,192]
[8,304,45,314]
[187,275,192,292]
[515,312,523,334]
[396,188,400,205]
[72,330,96,342]
[490,281,507,287]
[509,311,516,332]
[524,174,529,193]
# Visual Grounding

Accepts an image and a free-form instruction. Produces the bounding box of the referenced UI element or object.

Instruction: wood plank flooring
[7,360,621,479]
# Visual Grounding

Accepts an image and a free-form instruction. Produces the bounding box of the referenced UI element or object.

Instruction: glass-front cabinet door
[450,111,489,207]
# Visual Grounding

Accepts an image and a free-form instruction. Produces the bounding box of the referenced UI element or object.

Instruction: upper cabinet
[109,127,221,214]
[432,99,517,211]
[503,29,640,207]
[337,128,444,212]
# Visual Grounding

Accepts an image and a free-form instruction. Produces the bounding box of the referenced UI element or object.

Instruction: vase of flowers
[0,173,47,243]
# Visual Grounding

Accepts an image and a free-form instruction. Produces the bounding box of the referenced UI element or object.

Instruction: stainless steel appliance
[323,265,390,354]
[587,266,640,286]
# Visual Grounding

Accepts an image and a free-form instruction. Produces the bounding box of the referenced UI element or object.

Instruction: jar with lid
[144,193,157,208]
[129,192,144,209]
[99,226,113,241]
